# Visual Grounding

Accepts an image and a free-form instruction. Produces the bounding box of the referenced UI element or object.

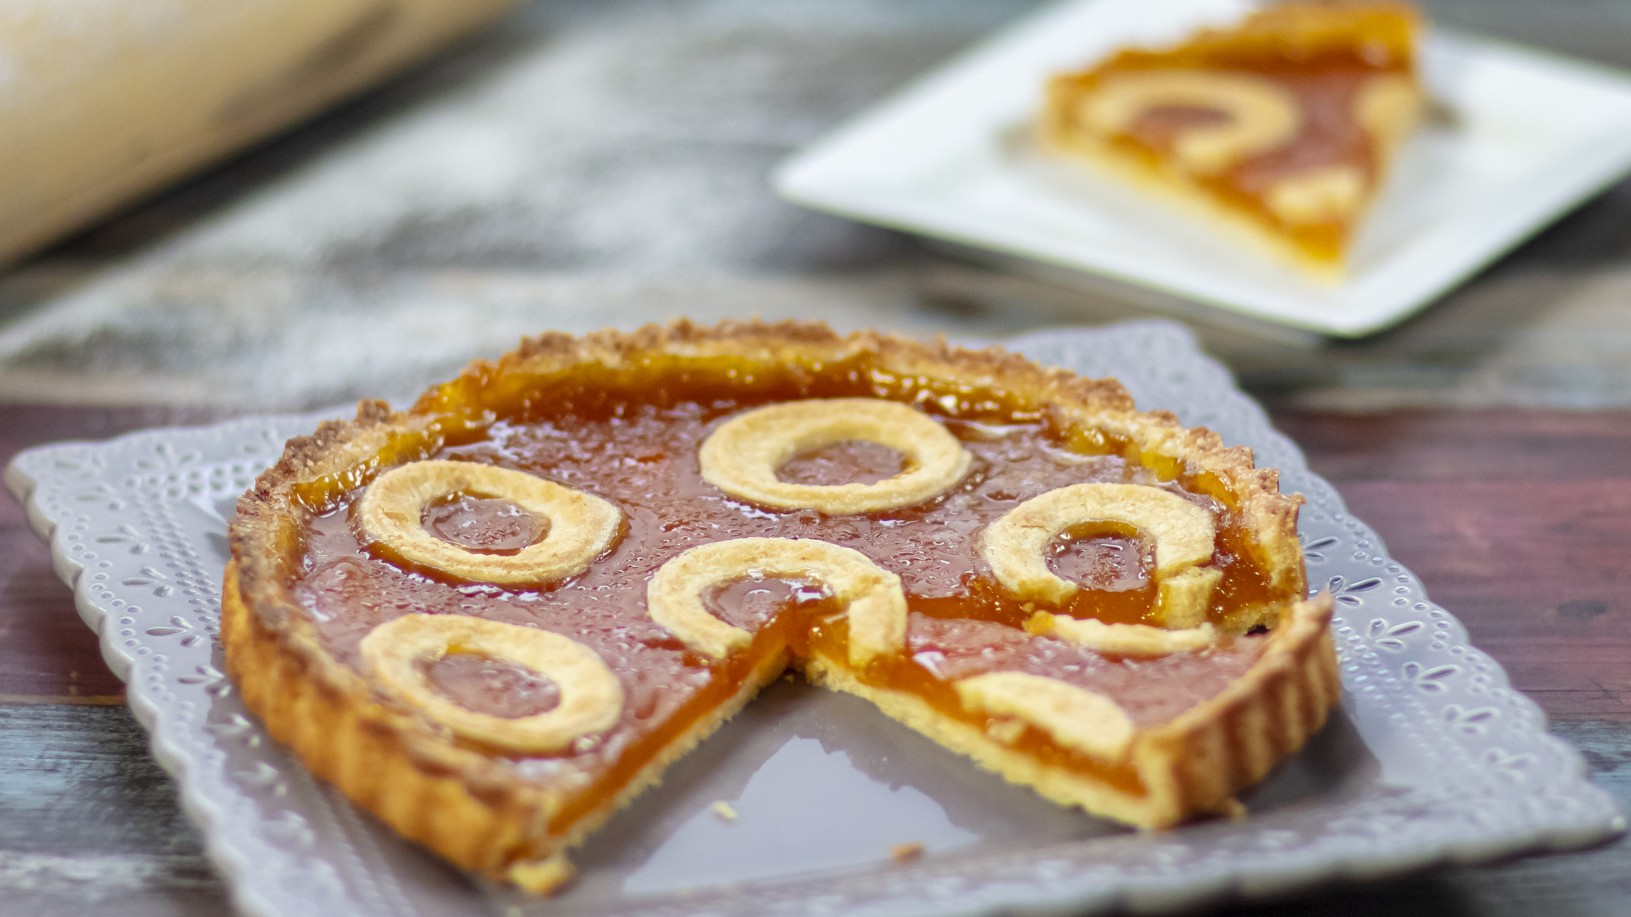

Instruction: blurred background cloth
[0,0,1627,411]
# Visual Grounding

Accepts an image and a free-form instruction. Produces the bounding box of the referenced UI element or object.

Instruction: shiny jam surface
[424,495,543,554]
[293,370,1296,824]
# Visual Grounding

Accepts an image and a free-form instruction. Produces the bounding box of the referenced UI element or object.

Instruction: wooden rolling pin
[0,0,519,264]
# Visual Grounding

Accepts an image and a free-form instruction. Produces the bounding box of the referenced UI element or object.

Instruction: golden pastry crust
[225,319,1320,889]
[221,562,792,893]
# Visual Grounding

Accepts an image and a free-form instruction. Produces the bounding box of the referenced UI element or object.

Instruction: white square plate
[774,0,1631,338]
[6,322,1622,917]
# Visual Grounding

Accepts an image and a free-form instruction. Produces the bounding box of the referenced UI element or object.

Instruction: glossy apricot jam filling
[290,364,1300,836]
[423,494,545,554]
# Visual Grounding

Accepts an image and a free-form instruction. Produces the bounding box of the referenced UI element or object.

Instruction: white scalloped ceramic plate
[775,0,1631,338]
[6,321,1623,917]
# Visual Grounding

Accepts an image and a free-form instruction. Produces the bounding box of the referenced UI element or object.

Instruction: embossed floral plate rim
[5,321,1623,917]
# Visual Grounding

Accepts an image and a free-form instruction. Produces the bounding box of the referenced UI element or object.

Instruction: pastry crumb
[712,800,739,821]
[505,855,574,894]
[1217,797,1247,821]
[890,842,925,862]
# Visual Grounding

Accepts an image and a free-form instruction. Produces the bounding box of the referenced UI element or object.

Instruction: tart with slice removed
[1040,1,1424,277]
[223,320,1339,893]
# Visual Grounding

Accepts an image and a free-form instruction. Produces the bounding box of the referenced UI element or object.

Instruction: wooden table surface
[1,0,1628,914]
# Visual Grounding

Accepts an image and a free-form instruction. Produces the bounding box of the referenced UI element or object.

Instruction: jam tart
[223,320,1339,892]
[1039,1,1424,278]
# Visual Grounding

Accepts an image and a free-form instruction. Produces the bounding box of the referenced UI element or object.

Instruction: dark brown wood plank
[1273,410,1631,723]
[1335,479,1630,719]
[0,527,129,701]
[1,405,226,700]
[1268,410,1631,484]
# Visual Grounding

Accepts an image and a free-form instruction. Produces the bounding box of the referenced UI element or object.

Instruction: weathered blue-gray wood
[0,705,227,915]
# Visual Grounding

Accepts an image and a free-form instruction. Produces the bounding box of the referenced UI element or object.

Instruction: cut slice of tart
[223,320,1339,893]
[1040,1,1424,278]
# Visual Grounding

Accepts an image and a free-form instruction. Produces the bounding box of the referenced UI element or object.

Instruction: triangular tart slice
[1040,1,1424,277]
[224,321,1338,893]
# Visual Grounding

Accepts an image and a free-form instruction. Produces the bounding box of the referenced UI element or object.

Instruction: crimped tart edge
[225,319,1315,884]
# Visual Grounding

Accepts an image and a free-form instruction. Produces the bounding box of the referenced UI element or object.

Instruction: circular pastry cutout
[954,671,1134,763]
[360,614,623,754]
[647,536,908,666]
[1027,614,1217,657]
[1080,71,1301,174]
[982,483,1221,626]
[356,460,621,585]
[699,398,972,515]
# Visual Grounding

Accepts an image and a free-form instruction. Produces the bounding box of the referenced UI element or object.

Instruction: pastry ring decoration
[699,397,973,515]
[647,536,908,666]
[1078,71,1302,174]
[1027,615,1218,658]
[356,459,622,585]
[955,671,1135,763]
[982,482,1222,629]
[360,614,624,754]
